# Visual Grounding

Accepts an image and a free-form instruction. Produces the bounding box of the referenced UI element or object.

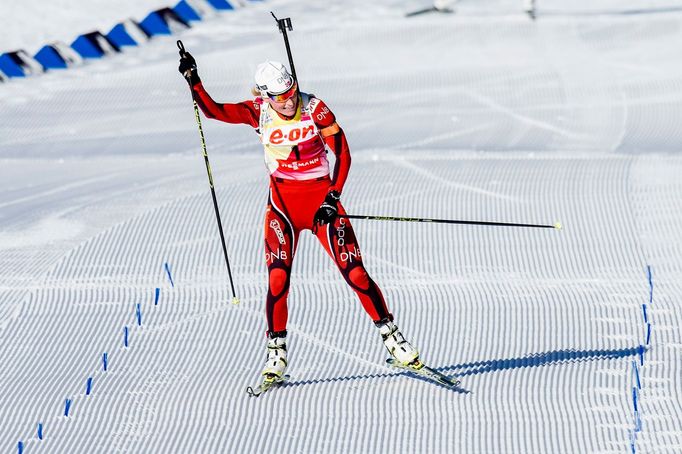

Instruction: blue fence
[1,0,245,82]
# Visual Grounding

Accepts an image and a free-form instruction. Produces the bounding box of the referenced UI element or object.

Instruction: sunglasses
[268,83,298,102]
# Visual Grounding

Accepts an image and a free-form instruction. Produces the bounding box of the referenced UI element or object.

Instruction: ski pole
[339,214,562,230]
[177,40,240,305]
[271,12,298,83]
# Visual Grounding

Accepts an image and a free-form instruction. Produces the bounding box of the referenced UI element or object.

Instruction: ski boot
[262,333,288,381]
[377,320,420,366]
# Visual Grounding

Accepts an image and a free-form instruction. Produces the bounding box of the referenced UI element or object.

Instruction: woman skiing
[178,52,419,381]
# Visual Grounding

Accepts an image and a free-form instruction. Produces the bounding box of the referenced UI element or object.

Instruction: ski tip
[246,386,259,397]
[554,221,562,230]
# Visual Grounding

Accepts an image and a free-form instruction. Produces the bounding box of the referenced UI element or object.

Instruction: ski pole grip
[177,40,186,55]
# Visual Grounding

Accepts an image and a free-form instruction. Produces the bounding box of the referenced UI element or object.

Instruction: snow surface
[1,0,682,453]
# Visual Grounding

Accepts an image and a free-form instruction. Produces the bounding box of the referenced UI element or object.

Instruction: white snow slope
[1,1,682,453]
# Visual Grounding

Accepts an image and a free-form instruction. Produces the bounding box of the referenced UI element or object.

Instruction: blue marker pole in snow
[646,265,653,304]
[124,326,129,347]
[102,352,108,371]
[632,361,641,389]
[86,377,93,395]
[64,399,72,417]
[38,423,44,440]
[154,287,160,305]
[641,304,647,323]
[646,323,651,345]
[638,345,645,365]
[18,441,23,454]
[136,303,142,326]
[630,430,636,454]
[632,387,638,412]
[164,262,175,288]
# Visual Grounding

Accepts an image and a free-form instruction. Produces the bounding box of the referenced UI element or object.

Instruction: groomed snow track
[2,1,682,453]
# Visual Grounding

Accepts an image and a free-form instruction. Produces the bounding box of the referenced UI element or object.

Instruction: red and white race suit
[192,82,393,334]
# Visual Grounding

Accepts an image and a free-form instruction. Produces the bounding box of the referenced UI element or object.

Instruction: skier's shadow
[283,346,643,395]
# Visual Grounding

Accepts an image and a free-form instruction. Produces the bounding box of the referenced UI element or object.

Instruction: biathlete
[178,53,419,380]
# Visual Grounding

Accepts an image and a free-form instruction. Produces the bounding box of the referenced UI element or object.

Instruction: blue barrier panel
[51,42,84,66]
[72,32,119,59]
[140,8,191,36]
[174,0,202,22]
[0,53,26,77]
[107,23,138,48]
[71,35,104,59]
[139,12,172,36]
[206,0,235,10]
[34,45,68,69]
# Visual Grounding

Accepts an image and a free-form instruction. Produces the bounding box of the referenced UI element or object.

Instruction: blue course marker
[165,263,175,288]
[632,360,641,389]
[630,431,636,454]
[139,12,173,36]
[646,323,651,345]
[107,23,138,48]
[86,377,93,395]
[71,35,105,59]
[18,441,23,454]
[136,303,142,326]
[632,387,638,412]
[0,53,25,77]
[646,265,653,303]
[154,287,160,305]
[34,45,68,70]
[64,399,72,417]
[638,345,645,366]
[641,304,647,323]
[205,0,235,10]
[103,352,109,371]
[174,0,202,22]
[38,422,44,440]
[124,326,129,347]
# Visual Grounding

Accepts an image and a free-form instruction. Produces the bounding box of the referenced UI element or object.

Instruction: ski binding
[246,374,289,397]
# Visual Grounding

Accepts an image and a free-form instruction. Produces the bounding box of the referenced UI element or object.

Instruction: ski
[387,359,461,388]
[246,374,290,397]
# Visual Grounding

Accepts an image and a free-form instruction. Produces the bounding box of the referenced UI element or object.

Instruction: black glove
[178,51,200,86]
[313,191,341,229]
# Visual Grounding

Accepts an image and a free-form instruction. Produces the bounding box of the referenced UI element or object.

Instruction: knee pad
[348,267,370,291]
[269,268,289,297]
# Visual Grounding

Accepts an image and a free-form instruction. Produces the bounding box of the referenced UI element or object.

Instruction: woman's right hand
[178,51,200,85]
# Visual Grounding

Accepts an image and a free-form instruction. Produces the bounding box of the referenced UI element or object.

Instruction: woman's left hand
[313,191,341,228]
